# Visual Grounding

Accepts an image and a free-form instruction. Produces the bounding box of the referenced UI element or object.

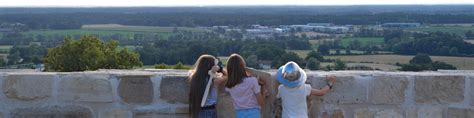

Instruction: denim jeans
[198,108,217,118]
[236,108,260,118]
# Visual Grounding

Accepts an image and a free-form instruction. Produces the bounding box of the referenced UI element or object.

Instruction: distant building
[212,26,229,29]
[307,23,334,27]
[284,24,350,34]
[258,60,272,70]
[244,27,283,39]
[382,23,421,28]
[251,24,269,29]
[0,28,14,33]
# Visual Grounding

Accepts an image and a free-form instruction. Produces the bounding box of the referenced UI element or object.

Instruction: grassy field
[287,49,391,58]
[340,37,385,47]
[0,45,12,54]
[321,62,400,71]
[24,24,207,39]
[407,26,474,36]
[326,55,474,70]
[82,24,207,33]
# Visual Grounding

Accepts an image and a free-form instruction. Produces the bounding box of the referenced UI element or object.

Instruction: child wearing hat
[276,61,336,118]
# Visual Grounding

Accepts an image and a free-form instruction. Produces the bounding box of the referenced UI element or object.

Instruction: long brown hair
[188,55,217,118]
[225,54,249,88]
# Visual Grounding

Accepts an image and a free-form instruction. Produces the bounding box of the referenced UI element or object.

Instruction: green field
[287,49,391,58]
[0,45,12,54]
[340,37,385,47]
[23,24,208,39]
[82,24,207,33]
[407,26,474,36]
[326,55,474,70]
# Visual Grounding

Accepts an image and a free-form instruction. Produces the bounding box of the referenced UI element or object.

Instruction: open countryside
[325,55,474,70]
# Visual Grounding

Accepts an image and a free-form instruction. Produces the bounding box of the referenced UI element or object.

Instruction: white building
[381,23,421,28]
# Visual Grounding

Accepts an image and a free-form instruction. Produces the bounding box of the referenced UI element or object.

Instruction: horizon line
[1,3,474,8]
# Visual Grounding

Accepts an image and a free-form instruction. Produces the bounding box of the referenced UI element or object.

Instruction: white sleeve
[305,84,312,96]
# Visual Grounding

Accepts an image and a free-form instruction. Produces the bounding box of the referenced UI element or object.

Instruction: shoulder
[244,76,258,82]
[304,84,312,89]
[278,84,284,89]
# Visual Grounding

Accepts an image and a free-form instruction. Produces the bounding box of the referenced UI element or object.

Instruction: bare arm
[256,92,264,106]
[310,75,336,96]
[209,66,228,86]
[310,86,331,96]
[212,75,227,87]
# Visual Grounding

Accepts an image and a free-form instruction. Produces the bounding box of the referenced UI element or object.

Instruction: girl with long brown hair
[225,54,264,118]
[188,55,226,118]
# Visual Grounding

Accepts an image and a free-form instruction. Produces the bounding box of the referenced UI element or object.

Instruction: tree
[400,54,456,71]
[305,50,324,61]
[7,50,21,65]
[173,62,190,69]
[431,61,456,70]
[246,55,259,69]
[44,35,142,72]
[400,64,426,72]
[466,30,474,39]
[0,58,5,67]
[345,49,351,55]
[317,45,330,55]
[274,52,303,68]
[334,59,347,70]
[409,53,432,64]
[306,58,320,70]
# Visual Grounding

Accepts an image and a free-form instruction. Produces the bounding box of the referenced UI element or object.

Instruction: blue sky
[0,0,473,7]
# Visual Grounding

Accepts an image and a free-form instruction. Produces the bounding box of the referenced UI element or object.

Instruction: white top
[277,84,312,118]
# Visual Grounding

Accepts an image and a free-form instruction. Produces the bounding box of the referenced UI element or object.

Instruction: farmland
[22,24,208,40]
[0,45,12,54]
[340,37,385,47]
[287,49,391,58]
[326,55,474,70]
[406,25,474,36]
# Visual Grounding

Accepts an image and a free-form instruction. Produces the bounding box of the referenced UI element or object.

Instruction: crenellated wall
[0,69,473,118]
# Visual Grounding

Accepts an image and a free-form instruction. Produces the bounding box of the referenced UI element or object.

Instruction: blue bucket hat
[276,61,307,88]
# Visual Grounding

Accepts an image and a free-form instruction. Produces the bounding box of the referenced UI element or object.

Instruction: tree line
[2,12,474,29]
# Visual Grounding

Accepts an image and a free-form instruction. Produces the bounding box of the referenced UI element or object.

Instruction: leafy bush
[44,35,142,72]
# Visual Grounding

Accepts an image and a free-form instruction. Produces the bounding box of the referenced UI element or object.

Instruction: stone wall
[0,69,473,118]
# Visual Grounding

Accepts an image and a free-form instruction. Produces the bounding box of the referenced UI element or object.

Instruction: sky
[0,0,473,7]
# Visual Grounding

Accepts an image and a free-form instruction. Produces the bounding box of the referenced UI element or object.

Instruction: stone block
[415,76,464,104]
[369,76,408,104]
[11,105,92,118]
[447,108,474,118]
[99,109,132,118]
[135,114,188,118]
[470,76,474,106]
[354,108,375,118]
[134,106,188,118]
[321,110,344,118]
[58,74,113,102]
[217,88,235,118]
[374,109,402,118]
[3,74,54,100]
[311,76,367,104]
[416,107,443,118]
[332,110,344,118]
[118,75,153,104]
[160,76,189,104]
